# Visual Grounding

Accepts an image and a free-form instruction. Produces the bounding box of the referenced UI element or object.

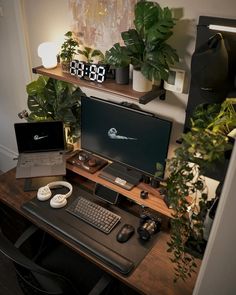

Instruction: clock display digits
[70,60,78,76]
[69,60,108,83]
[77,61,85,78]
[97,66,106,83]
[89,64,97,81]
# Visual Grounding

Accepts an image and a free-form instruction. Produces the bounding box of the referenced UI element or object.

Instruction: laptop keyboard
[19,152,63,167]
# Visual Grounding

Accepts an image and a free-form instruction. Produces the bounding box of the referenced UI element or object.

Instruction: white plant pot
[132,69,152,92]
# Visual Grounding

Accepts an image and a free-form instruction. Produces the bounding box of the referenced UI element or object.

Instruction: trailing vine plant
[166,98,236,282]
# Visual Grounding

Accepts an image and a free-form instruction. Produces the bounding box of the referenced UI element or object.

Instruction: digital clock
[70,60,109,83]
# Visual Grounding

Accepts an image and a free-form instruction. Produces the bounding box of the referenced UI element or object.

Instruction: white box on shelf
[164,68,185,93]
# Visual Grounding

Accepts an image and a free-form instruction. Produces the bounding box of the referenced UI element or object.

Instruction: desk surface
[0,169,200,295]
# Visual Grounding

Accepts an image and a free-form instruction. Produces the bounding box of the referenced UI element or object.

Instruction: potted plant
[60,31,79,72]
[77,46,104,64]
[165,98,236,282]
[24,75,85,144]
[106,1,179,91]
[105,43,130,85]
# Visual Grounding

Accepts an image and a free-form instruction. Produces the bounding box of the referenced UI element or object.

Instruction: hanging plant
[166,98,236,282]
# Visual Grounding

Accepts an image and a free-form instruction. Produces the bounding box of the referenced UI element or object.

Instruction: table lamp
[38,42,58,69]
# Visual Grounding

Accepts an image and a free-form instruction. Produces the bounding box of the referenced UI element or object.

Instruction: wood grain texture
[67,162,173,218]
[0,169,200,295]
[33,65,157,102]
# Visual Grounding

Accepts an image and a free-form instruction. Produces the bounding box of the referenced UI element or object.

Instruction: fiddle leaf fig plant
[26,75,85,141]
[166,98,236,282]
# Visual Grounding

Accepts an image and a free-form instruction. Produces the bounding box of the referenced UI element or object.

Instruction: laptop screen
[14,121,65,153]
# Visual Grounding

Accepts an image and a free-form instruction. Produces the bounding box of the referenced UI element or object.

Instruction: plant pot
[132,69,152,92]
[115,65,129,85]
[61,61,70,73]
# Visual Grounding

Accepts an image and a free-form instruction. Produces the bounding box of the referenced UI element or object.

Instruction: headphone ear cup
[37,185,52,201]
[50,194,68,208]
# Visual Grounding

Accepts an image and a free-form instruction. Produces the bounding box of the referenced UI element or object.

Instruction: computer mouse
[116,224,135,243]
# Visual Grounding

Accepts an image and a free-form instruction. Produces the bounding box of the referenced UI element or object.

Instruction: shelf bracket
[139,87,166,104]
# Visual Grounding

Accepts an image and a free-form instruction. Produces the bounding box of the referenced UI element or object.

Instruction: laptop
[14,121,66,178]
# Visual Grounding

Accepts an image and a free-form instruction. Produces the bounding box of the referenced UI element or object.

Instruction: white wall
[0,0,72,172]
[0,0,236,292]
[0,0,31,171]
[22,0,72,69]
[193,143,236,294]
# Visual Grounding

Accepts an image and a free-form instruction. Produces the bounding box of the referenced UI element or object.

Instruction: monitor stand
[98,162,143,190]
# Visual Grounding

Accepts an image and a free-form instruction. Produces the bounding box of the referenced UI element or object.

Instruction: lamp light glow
[38,42,58,69]
[208,24,236,33]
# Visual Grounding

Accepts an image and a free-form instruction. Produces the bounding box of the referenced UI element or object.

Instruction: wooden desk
[0,169,200,295]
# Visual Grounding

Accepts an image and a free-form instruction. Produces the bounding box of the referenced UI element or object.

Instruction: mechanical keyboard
[66,196,121,234]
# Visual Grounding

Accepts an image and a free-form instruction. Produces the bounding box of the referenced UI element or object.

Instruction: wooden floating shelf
[32,65,165,104]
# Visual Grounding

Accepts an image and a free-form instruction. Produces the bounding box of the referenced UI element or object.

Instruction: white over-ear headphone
[37,181,73,208]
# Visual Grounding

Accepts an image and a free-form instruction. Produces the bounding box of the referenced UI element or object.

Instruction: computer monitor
[81,96,172,180]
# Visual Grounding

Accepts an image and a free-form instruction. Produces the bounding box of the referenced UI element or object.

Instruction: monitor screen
[81,96,172,178]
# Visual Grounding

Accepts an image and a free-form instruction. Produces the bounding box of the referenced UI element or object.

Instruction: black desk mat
[22,186,160,275]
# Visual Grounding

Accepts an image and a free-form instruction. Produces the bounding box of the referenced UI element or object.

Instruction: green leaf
[25,75,85,139]
[121,29,145,59]
[134,1,160,38]
[91,49,104,58]
[26,76,48,96]
[105,43,130,67]
[165,96,236,283]
[78,47,104,63]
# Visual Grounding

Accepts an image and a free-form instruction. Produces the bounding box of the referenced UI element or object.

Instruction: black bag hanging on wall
[191,33,229,102]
